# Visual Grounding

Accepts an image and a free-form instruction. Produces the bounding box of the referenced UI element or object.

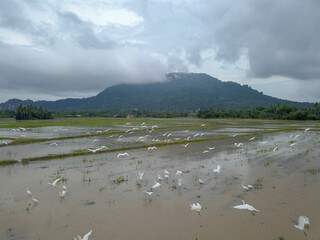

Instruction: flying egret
[59,190,67,198]
[273,147,279,152]
[117,152,129,158]
[26,187,32,196]
[190,203,202,212]
[151,125,159,129]
[213,165,221,174]
[194,133,200,138]
[19,127,26,131]
[186,136,190,141]
[206,146,215,150]
[181,143,189,148]
[96,130,102,134]
[233,133,239,137]
[176,170,183,176]
[290,142,297,147]
[294,216,310,230]
[304,128,310,133]
[147,129,154,133]
[141,122,146,126]
[151,181,161,189]
[48,178,61,187]
[74,229,93,240]
[144,190,153,196]
[148,146,157,150]
[203,150,210,153]
[234,143,243,147]
[49,142,58,147]
[249,137,255,141]
[87,148,100,153]
[293,134,300,140]
[199,178,204,184]
[167,133,172,137]
[233,200,260,212]
[184,130,190,133]
[91,139,99,145]
[0,141,8,145]
[137,171,144,180]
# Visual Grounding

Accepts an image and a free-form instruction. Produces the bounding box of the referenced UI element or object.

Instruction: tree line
[197,104,320,120]
[0,103,320,120]
[15,104,54,120]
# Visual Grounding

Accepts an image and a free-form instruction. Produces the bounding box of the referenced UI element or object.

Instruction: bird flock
[13,122,313,238]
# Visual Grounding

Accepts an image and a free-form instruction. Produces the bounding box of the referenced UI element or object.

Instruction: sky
[0,0,320,103]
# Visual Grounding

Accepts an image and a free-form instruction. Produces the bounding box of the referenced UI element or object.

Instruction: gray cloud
[0,0,319,103]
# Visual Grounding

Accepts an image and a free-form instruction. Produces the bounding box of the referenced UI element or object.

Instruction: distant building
[127,114,134,118]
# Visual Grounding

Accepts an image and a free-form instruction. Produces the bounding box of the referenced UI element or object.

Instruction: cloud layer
[0,0,319,102]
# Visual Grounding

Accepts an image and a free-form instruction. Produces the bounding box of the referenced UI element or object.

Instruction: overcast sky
[0,0,319,103]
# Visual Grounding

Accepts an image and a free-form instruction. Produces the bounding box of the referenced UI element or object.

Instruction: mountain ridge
[0,73,313,111]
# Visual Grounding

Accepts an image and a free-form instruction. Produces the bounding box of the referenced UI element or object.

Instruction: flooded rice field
[0,119,320,239]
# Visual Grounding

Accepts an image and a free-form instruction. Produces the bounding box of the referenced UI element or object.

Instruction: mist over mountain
[0,73,313,111]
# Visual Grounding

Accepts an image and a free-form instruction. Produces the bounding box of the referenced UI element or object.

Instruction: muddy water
[0,128,320,239]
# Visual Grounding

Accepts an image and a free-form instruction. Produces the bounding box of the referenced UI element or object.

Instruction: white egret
[186,136,190,141]
[247,184,254,189]
[117,152,129,158]
[294,216,310,230]
[148,146,157,150]
[74,229,93,240]
[273,147,279,152]
[0,141,8,145]
[184,130,190,133]
[177,178,182,187]
[249,137,255,141]
[290,142,297,147]
[59,190,67,198]
[136,136,145,141]
[203,150,210,153]
[151,181,161,189]
[213,165,221,174]
[144,190,153,196]
[206,146,215,150]
[32,197,39,204]
[49,142,58,147]
[157,174,163,181]
[233,200,260,212]
[242,182,249,191]
[91,139,99,144]
[151,125,159,129]
[164,174,169,179]
[234,143,243,147]
[233,133,239,137]
[194,133,200,138]
[147,129,154,133]
[48,178,61,187]
[96,130,102,134]
[190,203,202,212]
[141,122,146,126]
[293,134,300,140]
[260,141,268,144]
[201,124,206,127]
[176,170,183,176]
[167,133,172,137]
[199,178,204,184]
[137,171,144,180]
[164,169,170,175]
[19,127,26,131]
[304,128,310,133]
[62,185,67,190]
[26,187,32,196]
[163,132,168,137]
[181,143,189,148]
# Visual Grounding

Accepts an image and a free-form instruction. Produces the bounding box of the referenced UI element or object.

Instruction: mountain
[0,73,313,111]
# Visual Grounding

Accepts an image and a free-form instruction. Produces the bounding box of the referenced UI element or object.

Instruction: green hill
[0,73,313,111]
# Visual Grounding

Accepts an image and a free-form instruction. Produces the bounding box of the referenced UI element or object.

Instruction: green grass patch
[0,160,18,166]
